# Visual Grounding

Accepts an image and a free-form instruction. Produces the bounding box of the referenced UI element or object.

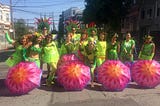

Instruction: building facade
[121,0,160,40]
[0,3,11,50]
[121,0,160,59]
[63,7,82,20]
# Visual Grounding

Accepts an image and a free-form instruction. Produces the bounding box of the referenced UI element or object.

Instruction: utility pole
[10,0,15,39]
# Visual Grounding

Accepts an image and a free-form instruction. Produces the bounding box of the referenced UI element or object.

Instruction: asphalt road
[0,49,160,106]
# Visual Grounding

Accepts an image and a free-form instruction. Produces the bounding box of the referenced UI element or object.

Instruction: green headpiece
[35,17,52,33]
[144,35,153,40]
[86,22,97,36]
[65,19,79,32]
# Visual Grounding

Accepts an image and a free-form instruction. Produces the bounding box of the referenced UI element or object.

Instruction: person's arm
[150,43,155,60]
[117,42,120,53]
[5,32,15,44]
[138,44,144,59]
[131,40,135,54]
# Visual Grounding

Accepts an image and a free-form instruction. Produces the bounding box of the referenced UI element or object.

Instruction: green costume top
[139,43,154,60]
[13,45,23,59]
[71,33,81,42]
[79,40,88,54]
[30,46,42,53]
[27,46,42,67]
[5,45,23,67]
[84,44,98,67]
[42,42,59,63]
[96,41,107,66]
[120,39,135,61]
[107,42,119,60]
[97,41,107,57]
[71,33,81,52]
[60,42,75,56]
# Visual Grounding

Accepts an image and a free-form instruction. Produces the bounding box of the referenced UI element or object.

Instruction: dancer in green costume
[96,32,107,66]
[107,33,120,60]
[41,34,59,86]
[26,34,43,68]
[120,33,135,62]
[69,27,81,52]
[83,37,98,88]
[65,20,81,52]
[78,30,88,62]
[138,35,155,60]
[59,33,75,56]
[89,29,98,41]
[5,33,32,67]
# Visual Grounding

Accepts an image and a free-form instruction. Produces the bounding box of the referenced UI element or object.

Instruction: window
[141,10,145,19]
[121,18,124,28]
[147,9,152,18]
[72,10,76,15]
[6,13,9,22]
[0,10,2,20]
[157,8,160,17]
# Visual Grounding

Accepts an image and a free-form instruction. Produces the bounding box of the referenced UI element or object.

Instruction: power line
[13,8,40,15]
[13,0,21,6]
[12,0,84,8]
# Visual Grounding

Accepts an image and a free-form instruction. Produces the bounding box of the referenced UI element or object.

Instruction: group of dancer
[5,21,156,88]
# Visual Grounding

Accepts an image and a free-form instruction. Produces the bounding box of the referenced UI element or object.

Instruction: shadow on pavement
[0,79,18,97]
[85,83,104,91]
[38,77,66,92]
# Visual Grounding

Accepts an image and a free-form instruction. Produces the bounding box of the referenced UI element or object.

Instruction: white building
[0,3,11,50]
[63,7,82,20]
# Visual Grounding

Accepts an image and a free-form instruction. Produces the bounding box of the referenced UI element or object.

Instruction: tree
[14,19,29,38]
[57,14,65,47]
[83,0,132,32]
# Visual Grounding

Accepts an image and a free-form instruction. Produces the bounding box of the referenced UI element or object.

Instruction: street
[0,49,160,106]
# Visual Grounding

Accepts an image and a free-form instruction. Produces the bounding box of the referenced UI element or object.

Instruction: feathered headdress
[86,22,97,36]
[35,17,52,33]
[144,35,153,40]
[65,19,79,32]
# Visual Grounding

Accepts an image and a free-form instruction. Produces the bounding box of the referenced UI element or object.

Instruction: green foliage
[57,14,65,47]
[83,0,132,32]
[14,19,29,38]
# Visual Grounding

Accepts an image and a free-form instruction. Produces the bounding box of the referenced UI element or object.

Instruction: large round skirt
[57,60,91,91]
[97,60,131,91]
[5,62,42,95]
[131,60,160,88]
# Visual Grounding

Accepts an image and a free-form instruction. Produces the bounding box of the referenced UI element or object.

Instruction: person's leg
[46,62,57,86]
[47,63,50,78]
[90,65,96,88]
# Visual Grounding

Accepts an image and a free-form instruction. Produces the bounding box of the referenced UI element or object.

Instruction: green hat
[145,35,153,40]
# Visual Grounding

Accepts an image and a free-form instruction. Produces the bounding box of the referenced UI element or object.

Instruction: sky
[1,0,85,29]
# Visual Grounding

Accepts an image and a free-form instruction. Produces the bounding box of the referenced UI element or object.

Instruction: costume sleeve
[60,44,67,56]
[30,46,42,53]
[22,48,28,61]
[5,32,14,44]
